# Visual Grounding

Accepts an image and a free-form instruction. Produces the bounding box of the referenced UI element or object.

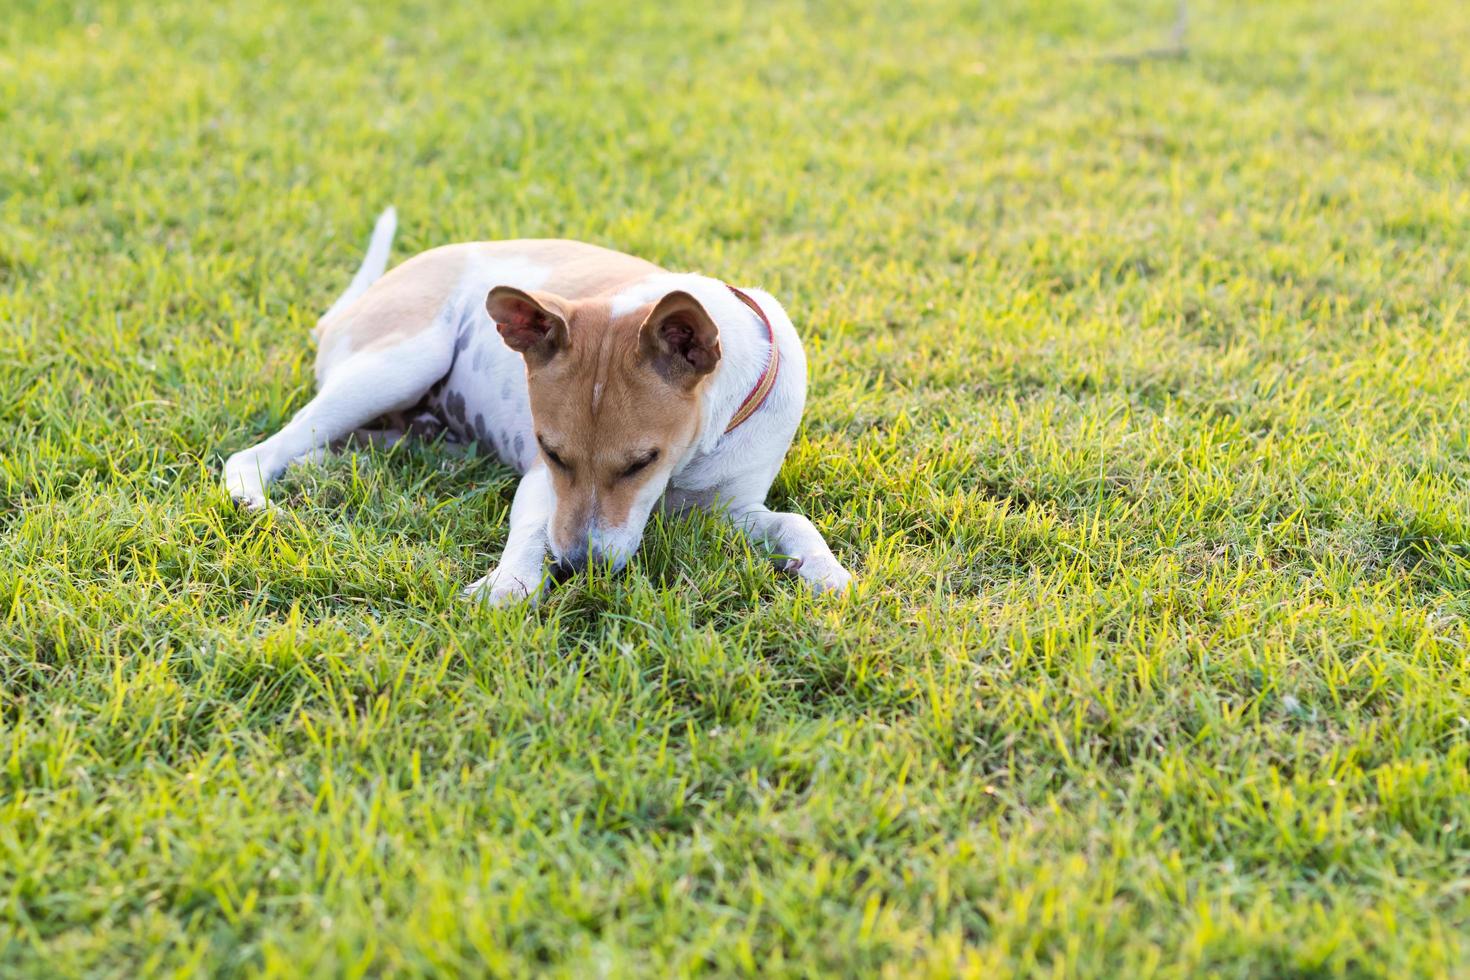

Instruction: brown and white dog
[224,209,854,605]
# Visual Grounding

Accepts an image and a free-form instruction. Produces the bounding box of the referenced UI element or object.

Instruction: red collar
[723,284,781,434]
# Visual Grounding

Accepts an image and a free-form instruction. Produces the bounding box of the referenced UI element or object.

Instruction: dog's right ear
[487,286,568,367]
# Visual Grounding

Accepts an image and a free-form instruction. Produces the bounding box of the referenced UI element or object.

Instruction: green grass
[4,0,1470,974]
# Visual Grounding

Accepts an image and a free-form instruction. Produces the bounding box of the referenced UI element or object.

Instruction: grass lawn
[4,0,1470,974]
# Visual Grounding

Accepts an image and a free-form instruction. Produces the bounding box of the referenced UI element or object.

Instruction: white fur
[463,464,556,604]
[225,211,853,601]
[433,254,547,472]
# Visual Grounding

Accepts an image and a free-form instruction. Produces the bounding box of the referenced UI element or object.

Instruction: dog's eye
[538,437,571,472]
[620,450,660,479]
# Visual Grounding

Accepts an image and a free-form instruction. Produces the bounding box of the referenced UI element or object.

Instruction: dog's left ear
[639,291,721,387]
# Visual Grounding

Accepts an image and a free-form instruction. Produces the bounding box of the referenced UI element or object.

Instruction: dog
[223,209,854,605]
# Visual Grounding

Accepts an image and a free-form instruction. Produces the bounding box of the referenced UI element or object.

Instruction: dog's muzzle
[552,533,633,576]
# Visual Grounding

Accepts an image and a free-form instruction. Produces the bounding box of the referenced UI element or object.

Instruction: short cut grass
[3,0,1470,975]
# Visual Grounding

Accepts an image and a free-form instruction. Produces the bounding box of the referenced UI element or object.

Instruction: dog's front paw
[223,451,271,511]
[790,556,854,595]
[462,568,541,608]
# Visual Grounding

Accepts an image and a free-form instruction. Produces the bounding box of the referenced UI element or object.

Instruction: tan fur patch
[316,239,665,364]
[316,245,470,356]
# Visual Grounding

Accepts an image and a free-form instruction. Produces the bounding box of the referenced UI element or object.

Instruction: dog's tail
[316,206,398,333]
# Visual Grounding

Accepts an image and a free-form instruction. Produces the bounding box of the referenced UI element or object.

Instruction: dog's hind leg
[223,334,453,510]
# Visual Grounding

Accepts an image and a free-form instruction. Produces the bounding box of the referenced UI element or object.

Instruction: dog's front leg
[727,503,854,594]
[464,464,555,606]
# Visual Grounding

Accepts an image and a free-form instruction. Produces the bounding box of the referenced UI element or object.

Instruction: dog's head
[487,285,720,573]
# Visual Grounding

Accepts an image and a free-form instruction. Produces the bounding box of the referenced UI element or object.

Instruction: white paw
[223,452,270,511]
[793,557,854,595]
[462,569,541,607]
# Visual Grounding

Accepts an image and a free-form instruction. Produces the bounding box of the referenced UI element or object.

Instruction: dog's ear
[638,291,721,387]
[487,286,568,367]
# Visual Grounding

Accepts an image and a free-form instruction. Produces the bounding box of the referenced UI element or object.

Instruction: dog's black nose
[551,547,586,580]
